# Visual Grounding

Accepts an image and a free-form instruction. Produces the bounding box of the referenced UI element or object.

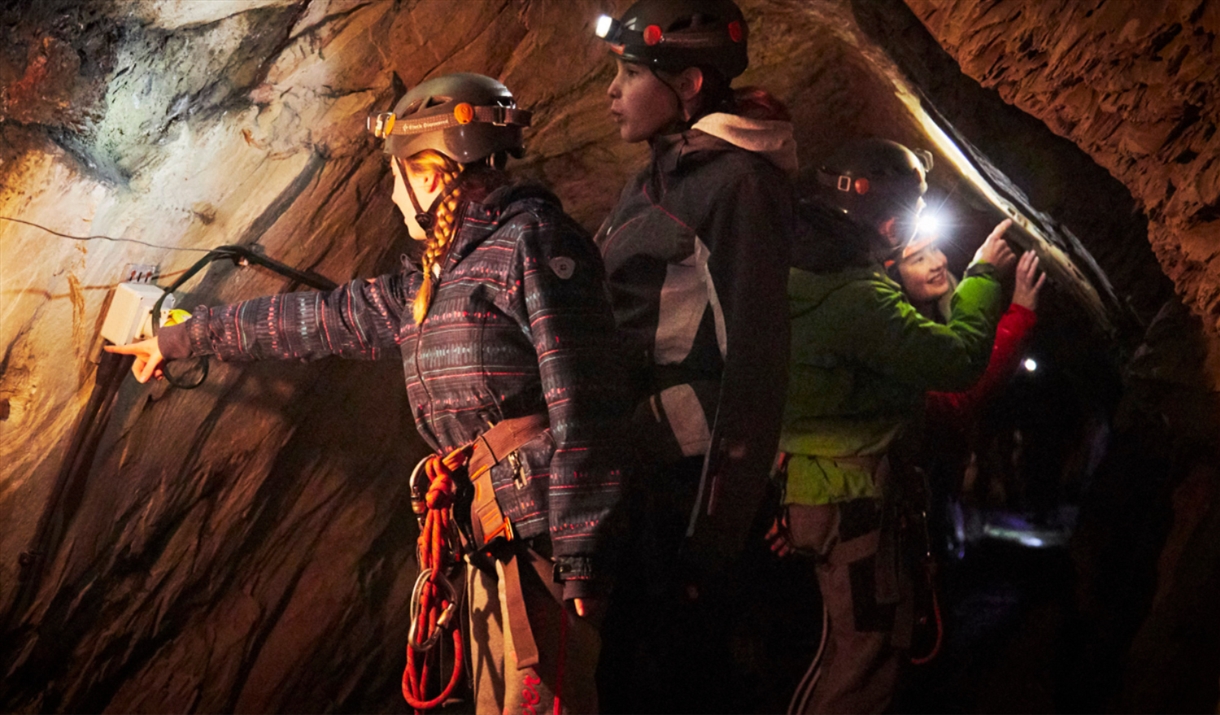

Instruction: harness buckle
[837,175,852,192]
[508,450,528,490]
[369,112,396,138]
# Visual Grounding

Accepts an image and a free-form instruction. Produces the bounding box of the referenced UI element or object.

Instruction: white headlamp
[595,14,625,43]
[595,15,614,38]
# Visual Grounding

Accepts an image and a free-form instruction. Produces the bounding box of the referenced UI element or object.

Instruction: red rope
[553,608,568,715]
[910,566,944,666]
[402,448,471,712]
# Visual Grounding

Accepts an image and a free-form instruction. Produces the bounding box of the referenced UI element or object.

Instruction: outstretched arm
[106,271,422,382]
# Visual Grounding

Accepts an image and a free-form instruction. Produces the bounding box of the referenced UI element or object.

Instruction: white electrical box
[100,282,175,346]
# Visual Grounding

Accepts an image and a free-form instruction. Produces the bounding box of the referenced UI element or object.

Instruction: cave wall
[905,0,1220,335]
[2,0,1217,712]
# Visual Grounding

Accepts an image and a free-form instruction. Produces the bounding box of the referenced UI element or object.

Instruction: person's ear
[421,170,442,194]
[676,66,704,103]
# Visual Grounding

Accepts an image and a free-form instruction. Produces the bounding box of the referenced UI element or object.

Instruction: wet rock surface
[1,0,1218,712]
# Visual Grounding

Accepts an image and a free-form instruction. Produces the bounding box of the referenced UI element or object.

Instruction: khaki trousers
[466,548,601,715]
[785,499,903,715]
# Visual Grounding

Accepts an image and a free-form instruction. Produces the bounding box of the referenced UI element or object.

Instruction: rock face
[900,2,1220,709]
[905,0,1220,334]
[0,0,1216,712]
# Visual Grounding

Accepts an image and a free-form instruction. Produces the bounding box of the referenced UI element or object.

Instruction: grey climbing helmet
[367,73,532,163]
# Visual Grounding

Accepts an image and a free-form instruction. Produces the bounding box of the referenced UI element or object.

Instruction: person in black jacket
[591,2,796,711]
[107,73,626,715]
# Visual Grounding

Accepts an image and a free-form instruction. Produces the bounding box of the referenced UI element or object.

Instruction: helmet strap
[402,166,447,236]
[651,68,695,129]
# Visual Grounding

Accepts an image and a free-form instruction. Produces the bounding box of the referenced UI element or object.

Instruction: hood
[789,262,887,308]
[444,176,561,267]
[691,112,798,177]
[790,197,880,274]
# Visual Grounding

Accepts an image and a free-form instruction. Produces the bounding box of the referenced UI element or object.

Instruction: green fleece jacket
[781,262,1002,505]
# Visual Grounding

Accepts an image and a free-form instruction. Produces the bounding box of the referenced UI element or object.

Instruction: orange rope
[910,561,944,666]
[402,447,471,712]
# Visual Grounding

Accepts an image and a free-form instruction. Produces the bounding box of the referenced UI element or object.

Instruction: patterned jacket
[593,114,795,575]
[160,181,628,597]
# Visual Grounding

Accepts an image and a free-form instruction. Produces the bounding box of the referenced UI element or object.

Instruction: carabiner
[410,455,431,526]
[408,568,460,652]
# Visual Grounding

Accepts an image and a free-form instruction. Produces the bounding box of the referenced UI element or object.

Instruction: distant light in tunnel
[1023,358,1038,372]
[1017,534,1046,548]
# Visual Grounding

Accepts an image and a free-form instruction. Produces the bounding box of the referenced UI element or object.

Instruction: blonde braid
[406,151,465,324]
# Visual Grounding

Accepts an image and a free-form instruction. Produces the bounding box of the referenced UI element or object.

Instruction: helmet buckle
[370,112,396,139]
[837,175,852,192]
[490,106,509,127]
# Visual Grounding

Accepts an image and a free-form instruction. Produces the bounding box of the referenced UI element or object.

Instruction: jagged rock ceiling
[906,0,1220,333]
[1,0,1218,712]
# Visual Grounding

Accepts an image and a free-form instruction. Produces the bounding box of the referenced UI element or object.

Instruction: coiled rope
[403,447,472,711]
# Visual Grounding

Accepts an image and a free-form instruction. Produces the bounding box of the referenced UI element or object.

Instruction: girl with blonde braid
[108,73,627,714]
[404,150,463,322]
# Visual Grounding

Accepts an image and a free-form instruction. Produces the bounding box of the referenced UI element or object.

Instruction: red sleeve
[926,303,1037,425]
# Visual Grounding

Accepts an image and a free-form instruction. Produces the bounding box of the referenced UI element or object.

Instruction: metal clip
[507,450,528,490]
[369,112,396,138]
[408,568,460,651]
[490,105,509,127]
[837,175,851,192]
[409,455,431,527]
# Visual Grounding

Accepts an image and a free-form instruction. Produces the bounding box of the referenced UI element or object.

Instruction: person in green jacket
[771,139,1016,714]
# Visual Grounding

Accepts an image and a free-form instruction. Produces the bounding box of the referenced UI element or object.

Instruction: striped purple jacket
[163,182,628,596]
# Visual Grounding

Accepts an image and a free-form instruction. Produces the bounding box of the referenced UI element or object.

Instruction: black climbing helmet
[594,0,749,80]
[814,138,933,245]
[367,72,532,164]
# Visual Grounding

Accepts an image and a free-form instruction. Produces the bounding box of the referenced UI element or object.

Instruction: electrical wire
[151,245,338,389]
[0,216,215,253]
[2,215,339,388]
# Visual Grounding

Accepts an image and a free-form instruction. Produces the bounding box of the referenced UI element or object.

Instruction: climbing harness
[401,412,551,711]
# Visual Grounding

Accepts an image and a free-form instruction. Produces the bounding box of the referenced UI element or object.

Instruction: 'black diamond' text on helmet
[367,72,531,164]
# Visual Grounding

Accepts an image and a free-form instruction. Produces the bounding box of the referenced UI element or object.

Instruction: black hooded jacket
[594,116,795,574]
